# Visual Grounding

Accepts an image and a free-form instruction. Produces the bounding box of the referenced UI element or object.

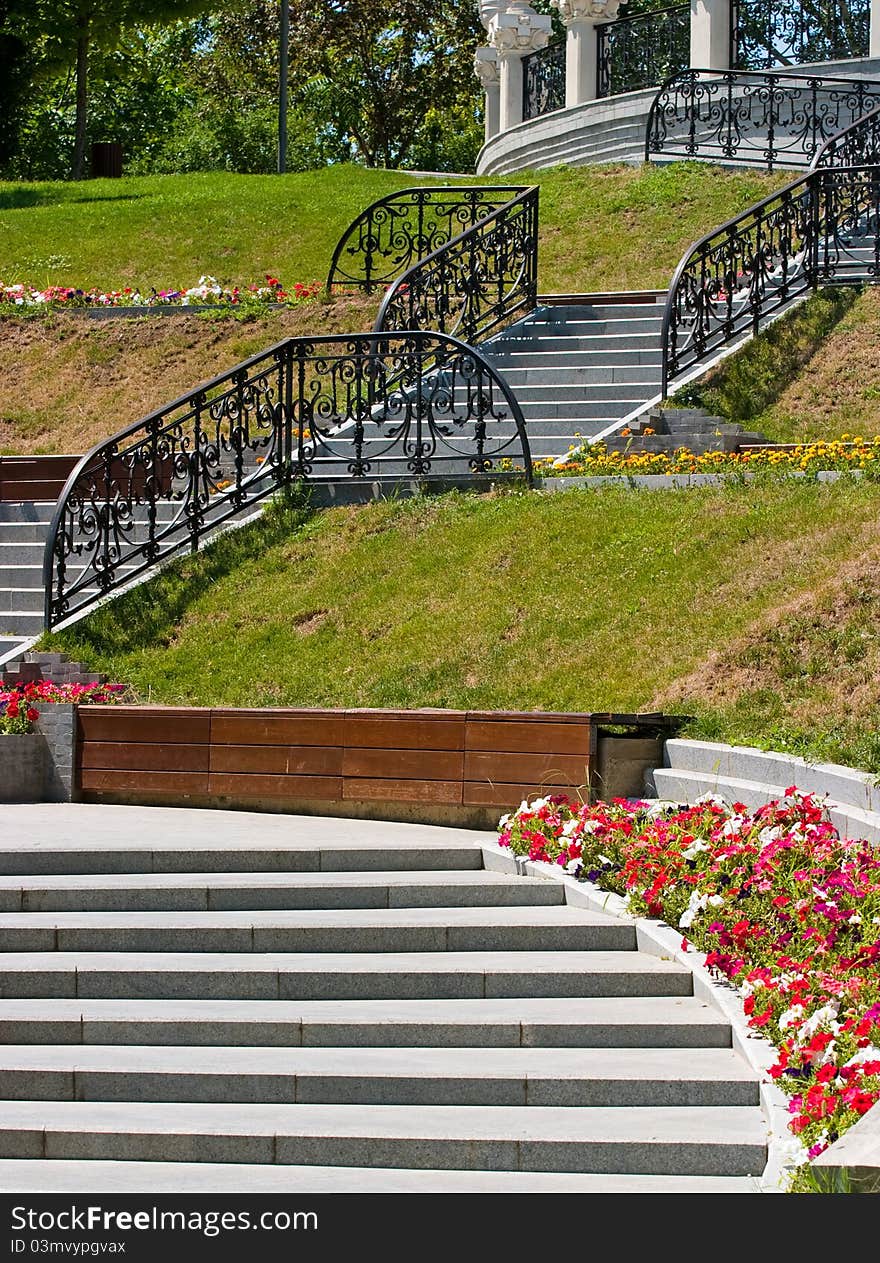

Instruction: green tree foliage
[2,0,487,179]
[5,0,220,178]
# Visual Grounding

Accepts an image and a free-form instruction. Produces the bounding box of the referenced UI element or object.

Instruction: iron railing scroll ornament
[660,104,880,395]
[326,187,527,295]
[596,5,690,99]
[43,334,533,630]
[523,39,566,120]
[730,0,869,71]
[374,187,539,347]
[646,68,880,169]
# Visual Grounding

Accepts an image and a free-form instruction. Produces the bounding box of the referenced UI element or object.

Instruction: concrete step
[0,995,732,1048]
[496,379,661,399]
[0,1100,768,1174]
[490,367,663,387]
[483,333,662,354]
[0,1044,759,1107]
[0,1157,762,1191]
[485,349,664,367]
[651,767,787,814]
[0,905,636,954]
[0,870,565,913]
[0,950,693,1000]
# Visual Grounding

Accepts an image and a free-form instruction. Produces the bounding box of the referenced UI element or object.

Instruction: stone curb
[479,839,797,1192]
[535,470,865,492]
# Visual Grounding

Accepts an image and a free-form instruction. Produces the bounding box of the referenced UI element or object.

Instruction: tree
[287,0,484,168]
[5,0,223,179]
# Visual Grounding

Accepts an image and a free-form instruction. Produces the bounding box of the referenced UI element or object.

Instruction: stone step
[490,367,662,386]
[0,1156,762,1191]
[485,349,664,367]
[0,1100,768,1174]
[0,905,636,955]
[0,1044,759,1107]
[0,816,488,874]
[495,378,662,398]
[0,949,693,1000]
[483,333,662,354]
[0,995,731,1048]
[0,870,565,913]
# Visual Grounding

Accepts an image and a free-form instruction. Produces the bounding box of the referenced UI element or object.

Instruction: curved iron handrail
[43,331,533,630]
[645,66,880,168]
[373,186,539,346]
[652,71,880,395]
[326,186,528,294]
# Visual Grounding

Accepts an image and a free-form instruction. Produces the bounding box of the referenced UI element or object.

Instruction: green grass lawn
[47,477,880,772]
[0,162,780,294]
[0,161,785,456]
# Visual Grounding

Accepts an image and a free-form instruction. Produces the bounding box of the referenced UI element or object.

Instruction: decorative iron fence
[523,39,566,120]
[597,4,690,99]
[326,187,526,294]
[730,0,869,70]
[374,186,539,347]
[44,333,533,629]
[646,68,880,169]
[661,160,880,392]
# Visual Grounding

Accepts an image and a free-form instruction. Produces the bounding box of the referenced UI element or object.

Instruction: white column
[871,0,880,58]
[489,2,553,131]
[689,0,731,70]
[552,0,624,107]
[475,47,502,141]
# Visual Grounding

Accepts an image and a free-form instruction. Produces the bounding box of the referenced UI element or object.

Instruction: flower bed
[538,437,880,479]
[0,680,126,735]
[498,791,880,1162]
[0,275,322,312]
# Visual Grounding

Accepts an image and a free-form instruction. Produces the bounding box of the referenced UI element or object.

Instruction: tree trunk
[72,13,90,181]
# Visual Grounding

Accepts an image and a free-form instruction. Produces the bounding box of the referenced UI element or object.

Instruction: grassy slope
[0,162,784,455]
[674,287,880,441]
[49,479,880,772]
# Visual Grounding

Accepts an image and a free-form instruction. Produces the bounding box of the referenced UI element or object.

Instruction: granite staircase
[0,805,767,1192]
[480,296,666,459]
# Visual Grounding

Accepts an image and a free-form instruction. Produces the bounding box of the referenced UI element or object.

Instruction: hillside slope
[47,478,880,773]
[1,162,782,456]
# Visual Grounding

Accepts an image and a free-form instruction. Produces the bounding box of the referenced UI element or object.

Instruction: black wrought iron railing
[730,0,869,71]
[43,333,533,629]
[596,4,690,99]
[523,39,566,120]
[373,186,539,347]
[646,67,880,169]
[326,187,524,294]
[661,148,880,392]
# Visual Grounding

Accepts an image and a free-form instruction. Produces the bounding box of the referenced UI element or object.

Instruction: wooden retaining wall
[77,706,597,820]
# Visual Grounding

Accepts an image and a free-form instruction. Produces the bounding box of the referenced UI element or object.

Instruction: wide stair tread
[0,811,767,1187]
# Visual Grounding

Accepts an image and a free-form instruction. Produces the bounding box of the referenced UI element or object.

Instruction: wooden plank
[344,714,465,751]
[0,479,68,501]
[463,782,577,808]
[77,708,211,745]
[343,778,462,805]
[79,769,210,794]
[210,711,346,747]
[465,719,590,755]
[464,751,588,785]
[342,747,463,781]
[207,773,342,800]
[81,742,210,772]
[209,745,343,776]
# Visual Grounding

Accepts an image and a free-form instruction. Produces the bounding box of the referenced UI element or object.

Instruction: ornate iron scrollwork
[646,68,880,169]
[596,5,690,99]
[523,39,566,120]
[661,100,880,394]
[374,187,539,347]
[326,187,527,294]
[43,334,533,629]
[730,0,868,71]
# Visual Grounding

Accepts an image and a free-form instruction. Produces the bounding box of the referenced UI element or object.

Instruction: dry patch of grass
[654,524,880,769]
[0,296,377,455]
[758,288,880,440]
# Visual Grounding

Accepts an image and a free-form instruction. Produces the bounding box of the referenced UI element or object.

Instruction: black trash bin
[90,142,123,178]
